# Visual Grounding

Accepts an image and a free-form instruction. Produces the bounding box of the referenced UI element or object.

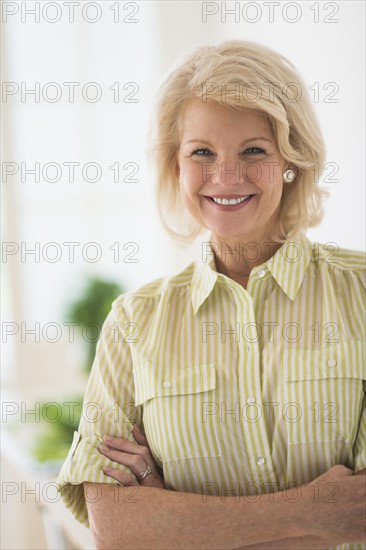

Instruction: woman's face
[176,98,288,242]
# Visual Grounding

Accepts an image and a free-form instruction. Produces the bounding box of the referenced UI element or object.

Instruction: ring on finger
[137,465,152,480]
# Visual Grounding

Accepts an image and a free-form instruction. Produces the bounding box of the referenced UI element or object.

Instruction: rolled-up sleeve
[353,270,366,474]
[56,296,141,526]
[353,381,366,473]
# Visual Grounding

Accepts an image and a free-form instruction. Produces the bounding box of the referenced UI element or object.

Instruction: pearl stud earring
[283,169,296,183]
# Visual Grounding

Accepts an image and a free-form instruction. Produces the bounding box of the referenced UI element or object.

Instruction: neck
[210,232,284,286]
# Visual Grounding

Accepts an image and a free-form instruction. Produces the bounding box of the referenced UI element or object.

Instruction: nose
[210,159,245,186]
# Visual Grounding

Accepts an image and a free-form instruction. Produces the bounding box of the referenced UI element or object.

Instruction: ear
[287,164,298,176]
[174,161,180,178]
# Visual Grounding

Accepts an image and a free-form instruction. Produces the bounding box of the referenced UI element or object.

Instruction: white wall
[1,2,364,548]
[1,0,364,415]
[155,0,365,249]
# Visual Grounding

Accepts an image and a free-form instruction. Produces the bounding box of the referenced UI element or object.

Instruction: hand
[98,424,166,489]
[307,464,366,545]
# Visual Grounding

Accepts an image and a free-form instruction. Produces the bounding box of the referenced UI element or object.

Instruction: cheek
[179,164,203,194]
[252,160,284,193]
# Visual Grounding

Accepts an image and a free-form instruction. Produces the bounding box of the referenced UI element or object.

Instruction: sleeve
[56,296,141,527]
[353,381,366,472]
[353,268,366,473]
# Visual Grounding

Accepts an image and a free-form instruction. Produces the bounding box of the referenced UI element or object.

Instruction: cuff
[56,431,136,526]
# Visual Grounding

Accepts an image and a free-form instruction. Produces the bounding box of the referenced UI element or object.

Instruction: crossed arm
[84,428,366,550]
[85,481,328,550]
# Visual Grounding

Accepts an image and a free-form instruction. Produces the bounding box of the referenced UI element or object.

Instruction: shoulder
[311,241,365,271]
[110,260,197,313]
[310,241,366,289]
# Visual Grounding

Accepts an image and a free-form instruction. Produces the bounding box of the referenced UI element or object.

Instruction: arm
[236,536,329,550]
[85,465,366,550]
[56,299,144,526]
[85,482,309,550]
[239,472,366,550]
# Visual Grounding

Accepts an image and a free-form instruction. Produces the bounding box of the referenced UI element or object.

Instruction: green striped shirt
[57,233,366,549]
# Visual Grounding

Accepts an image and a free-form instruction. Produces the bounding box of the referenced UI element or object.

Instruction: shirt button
[327,359,337,368]
[257,269,266,278]
[162,380,171,388]
[256,457,266,466]
[247,396,256,404]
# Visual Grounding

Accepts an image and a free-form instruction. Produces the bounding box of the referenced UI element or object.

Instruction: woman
[57,41,366,549]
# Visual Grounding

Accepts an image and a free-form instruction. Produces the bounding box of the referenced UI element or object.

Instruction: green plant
[32,400,83,463]
[31,277,123,464]
[66,277,123,372]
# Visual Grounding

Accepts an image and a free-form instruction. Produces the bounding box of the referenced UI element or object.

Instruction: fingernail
[103,435,113,441]
[103,467,112,474]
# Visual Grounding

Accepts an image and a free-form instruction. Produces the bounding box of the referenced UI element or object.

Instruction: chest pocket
[133,362,222,462]
[280,340,365,446]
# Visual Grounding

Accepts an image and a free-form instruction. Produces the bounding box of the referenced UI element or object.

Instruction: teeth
[212,195,251,205]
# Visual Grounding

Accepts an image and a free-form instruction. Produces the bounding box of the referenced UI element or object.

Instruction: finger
[333,464,354,477]
[102,447,165,489]
[99,444,146,466]
[132,424,149,446]
[103,467,139,487]
[102,436,153,467]
[99,444,156,475]
[132,423,145,435]
[103,435,146,454]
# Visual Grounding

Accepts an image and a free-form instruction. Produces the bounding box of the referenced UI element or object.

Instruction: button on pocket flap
[133,362,216,405]
[282,341,365,382]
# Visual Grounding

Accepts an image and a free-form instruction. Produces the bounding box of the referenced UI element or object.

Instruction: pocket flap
[282,340,365,382]
[133,362,216,406]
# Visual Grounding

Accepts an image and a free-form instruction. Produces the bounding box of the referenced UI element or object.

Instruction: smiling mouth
[205,194,255,205]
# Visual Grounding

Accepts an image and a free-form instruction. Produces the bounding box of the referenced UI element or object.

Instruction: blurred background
[1,1,365,548]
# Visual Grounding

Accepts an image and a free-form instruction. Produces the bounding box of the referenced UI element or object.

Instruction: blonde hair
[147,40,329,243]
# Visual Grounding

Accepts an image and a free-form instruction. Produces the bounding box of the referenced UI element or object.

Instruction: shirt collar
[266,233,312,301]
[191,233,313,315]
[191,245,219,316]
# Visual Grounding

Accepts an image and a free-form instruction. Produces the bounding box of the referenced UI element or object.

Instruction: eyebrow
[185,137,273,146]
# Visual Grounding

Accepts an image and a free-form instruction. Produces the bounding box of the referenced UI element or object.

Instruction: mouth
[204,194,256,210]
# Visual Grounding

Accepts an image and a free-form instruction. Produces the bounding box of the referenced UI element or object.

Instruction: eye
[244,147,266,155]
[191,148,213,156]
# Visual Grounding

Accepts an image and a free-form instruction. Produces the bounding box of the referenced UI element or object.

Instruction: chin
[208,224,251,240]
